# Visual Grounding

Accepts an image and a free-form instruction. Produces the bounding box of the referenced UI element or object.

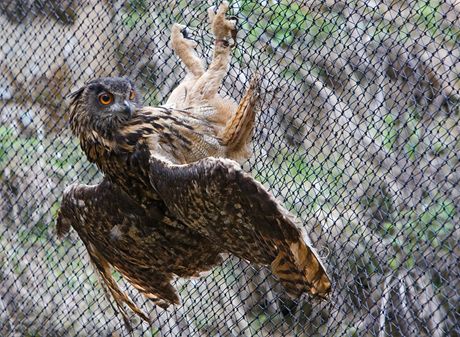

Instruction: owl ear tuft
[66,86,85,101]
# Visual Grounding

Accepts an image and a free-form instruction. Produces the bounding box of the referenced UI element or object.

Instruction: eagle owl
[57,2,331,328]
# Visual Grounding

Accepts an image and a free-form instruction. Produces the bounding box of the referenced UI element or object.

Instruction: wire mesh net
[0,0,459,336]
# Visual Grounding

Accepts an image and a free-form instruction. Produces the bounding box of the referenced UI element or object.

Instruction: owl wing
[57,179,223,328]
[148,156,332,298]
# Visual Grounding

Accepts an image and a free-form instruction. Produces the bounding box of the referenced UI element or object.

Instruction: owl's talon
[180,27,193,41]
[172,23,185,33]
[216,39,230,48]
[227,16,238,25]
[208,1,238,47]
[171,23,194,41]
[172,23,198,49]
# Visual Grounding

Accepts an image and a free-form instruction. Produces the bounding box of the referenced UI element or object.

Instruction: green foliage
[416,0,460,44]
[122,0,152,28]
[0,126,92,177]
[239,0,338,49]
[0,126,39,170]
[381,114,398,151]
[380,193,456,272]
[0,124,97,241]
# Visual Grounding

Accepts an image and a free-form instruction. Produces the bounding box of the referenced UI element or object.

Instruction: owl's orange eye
[129,90,136,100]
[98,92,113,105]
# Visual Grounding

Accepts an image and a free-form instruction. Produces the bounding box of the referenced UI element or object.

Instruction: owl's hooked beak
[120,100,135,118]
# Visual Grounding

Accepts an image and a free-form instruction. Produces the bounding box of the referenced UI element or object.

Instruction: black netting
[1,0,459,336]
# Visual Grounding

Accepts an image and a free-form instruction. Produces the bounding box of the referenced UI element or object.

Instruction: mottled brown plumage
[149,156,331,298]
[58,2,331,327]
[57,179,223,329]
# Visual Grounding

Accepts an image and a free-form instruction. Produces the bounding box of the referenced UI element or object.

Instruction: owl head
[68,77,141,138]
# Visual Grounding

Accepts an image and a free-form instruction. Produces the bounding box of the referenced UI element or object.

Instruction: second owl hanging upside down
[57,1,331,327]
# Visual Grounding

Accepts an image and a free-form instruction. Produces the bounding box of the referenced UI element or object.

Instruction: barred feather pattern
[149,156,331,298]
[60,74,330,326]
[57,179,223,327]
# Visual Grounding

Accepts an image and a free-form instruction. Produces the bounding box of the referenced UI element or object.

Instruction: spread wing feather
[57,179,223,326]
[149,156,332,298]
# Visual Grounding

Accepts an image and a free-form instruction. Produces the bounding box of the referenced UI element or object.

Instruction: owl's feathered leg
[170,23,205,78]
[186,1,236,106]
[165,24,206,108]
[220,73,260,160]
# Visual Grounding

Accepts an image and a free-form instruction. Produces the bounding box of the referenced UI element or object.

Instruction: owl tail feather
[271,240,331,299]
[220,73,260,158]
